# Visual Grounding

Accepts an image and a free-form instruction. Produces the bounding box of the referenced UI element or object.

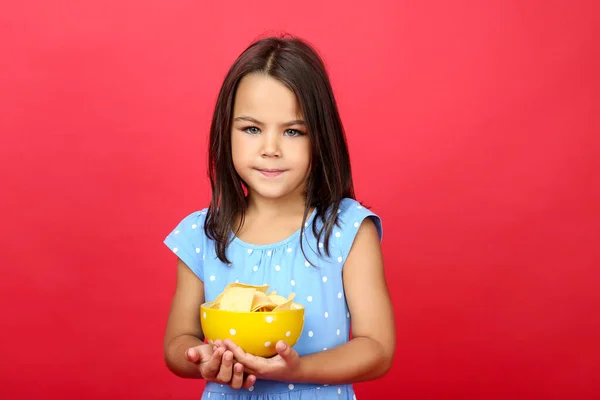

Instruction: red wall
[1,1,598,398]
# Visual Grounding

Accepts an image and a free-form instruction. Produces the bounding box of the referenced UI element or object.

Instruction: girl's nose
[261,131,281,158]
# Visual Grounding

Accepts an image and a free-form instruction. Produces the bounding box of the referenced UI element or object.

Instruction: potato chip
[207,282,299,312]
[267,294,289,305]
[273,299,293,311]
[250,291,277,312]
[225,282,269,293]
[219,287,256,311]
[273,293,296,311]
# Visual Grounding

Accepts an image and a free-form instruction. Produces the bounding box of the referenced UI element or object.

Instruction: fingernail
[225,352,232,361]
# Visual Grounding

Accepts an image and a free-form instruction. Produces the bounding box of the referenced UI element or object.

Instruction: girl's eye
[285,129,304,137]
[243,126,260,135]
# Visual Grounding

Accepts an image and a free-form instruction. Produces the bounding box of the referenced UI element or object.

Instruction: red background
[1,1,599,399]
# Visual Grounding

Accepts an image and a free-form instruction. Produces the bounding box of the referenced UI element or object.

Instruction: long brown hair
[204,35,355,264]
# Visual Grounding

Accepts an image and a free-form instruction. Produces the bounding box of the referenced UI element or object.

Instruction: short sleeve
[163,210,207,281]
[336,199,383,263]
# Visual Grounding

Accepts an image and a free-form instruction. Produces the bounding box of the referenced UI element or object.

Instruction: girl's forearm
[291,337,393,384]
[164,334,204,379]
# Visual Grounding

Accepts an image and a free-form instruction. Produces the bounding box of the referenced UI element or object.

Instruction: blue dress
[164,198,383,400]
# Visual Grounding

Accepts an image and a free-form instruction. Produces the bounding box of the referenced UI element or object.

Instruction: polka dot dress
[164,198,382,400]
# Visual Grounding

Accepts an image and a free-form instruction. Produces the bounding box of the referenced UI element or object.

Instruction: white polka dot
[324,384,329,387]
[354,222,359,228]
[253,265,258,272]
[322,276,328,283]
[305,261,310,267]
[173,247,178,253]
[347,312,350,318]
[289,384,295,390]
[264,341,271,347]
[247,249,253,254]
[192,224,197,229]
[337,256,343,263]
[324,347,328,351]
[235,279,239,283]
[319,242,323,248]
[308,331,314,337]
[208,393,211,398]
[336,329,340,335]
[317,386,321,389]
[275,265,281,271]
[266,316,273,323]
[353,395,356,400]
[195,248,200,253]
[305,222,308,227]
[307,296,313,302]
[230,328,236,335]
[267,250,272,256]
[338,292,342,299]
[248,386,254,392]
[287,248,292,253]
[335,232,341,238]
[174,230,180,235]
[286,331,291,337]
[203,254,206,260]
[209,275,215,281]
[357,205,363,209]
[291,280,296,286]
[203,312,206,318]
[324,312,329,318]
[338,388,342,394]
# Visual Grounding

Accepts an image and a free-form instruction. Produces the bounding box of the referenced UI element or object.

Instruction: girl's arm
[224,218,396,384]
[164,260,258,388]
[292,217,395,383]
[163,259,208,378]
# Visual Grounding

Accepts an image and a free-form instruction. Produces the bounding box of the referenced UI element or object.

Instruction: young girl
[163,35,395,400]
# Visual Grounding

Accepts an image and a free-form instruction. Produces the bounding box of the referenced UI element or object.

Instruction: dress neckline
[231,208,318,250]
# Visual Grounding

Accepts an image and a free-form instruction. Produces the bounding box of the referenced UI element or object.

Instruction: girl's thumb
[186,347,200,362]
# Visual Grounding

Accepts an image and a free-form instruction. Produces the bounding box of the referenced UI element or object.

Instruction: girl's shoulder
[317,198,383,261]
[335,197,383,240]
[163,207,210,280]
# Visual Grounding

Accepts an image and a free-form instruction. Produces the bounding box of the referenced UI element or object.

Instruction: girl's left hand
[222,339,301,382]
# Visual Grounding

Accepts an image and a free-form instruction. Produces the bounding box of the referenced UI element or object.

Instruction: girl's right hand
[185,341,256,389]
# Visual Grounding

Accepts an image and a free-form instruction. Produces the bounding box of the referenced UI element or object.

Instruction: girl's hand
[222,339,301,382]
[186,341,257,389]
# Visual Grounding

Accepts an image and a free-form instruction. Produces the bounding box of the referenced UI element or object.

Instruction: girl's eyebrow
[233,115,306,127]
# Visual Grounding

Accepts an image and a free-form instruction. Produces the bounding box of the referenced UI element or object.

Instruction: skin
[163,73,395,388]
[163,258,256,389]
[231,72,313,244]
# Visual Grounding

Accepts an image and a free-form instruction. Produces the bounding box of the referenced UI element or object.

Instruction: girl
[163,35,395,400]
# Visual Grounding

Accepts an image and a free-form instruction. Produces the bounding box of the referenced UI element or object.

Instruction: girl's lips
[257,169,285,178]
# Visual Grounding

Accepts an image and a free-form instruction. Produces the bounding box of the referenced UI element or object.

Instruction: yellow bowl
[200,302,305,358]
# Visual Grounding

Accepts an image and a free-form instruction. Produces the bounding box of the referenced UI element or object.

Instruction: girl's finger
[216,350,234,384]
[201,346,224,380]
[229,363,244,389]
[242,373,257,390]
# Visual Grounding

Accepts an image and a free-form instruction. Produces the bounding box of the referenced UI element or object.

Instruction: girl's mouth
[257,169,285,178]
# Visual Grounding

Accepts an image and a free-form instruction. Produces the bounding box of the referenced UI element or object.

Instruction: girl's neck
[245,192,308,219]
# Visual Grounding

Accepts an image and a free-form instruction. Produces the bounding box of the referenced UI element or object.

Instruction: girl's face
[231,73,311,203]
